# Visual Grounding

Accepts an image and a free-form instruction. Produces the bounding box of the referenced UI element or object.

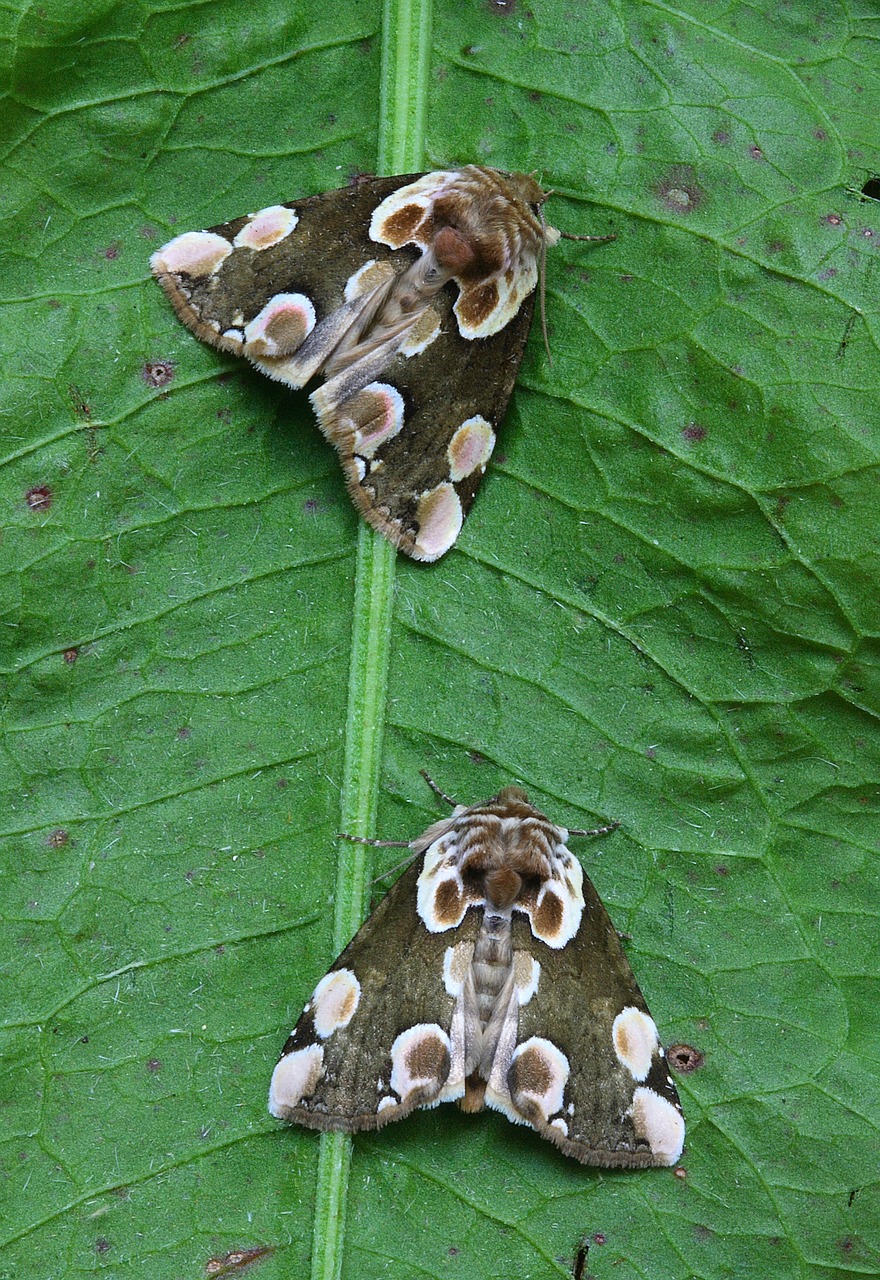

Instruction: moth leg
[336,832,410,847]
[566,820,621,838]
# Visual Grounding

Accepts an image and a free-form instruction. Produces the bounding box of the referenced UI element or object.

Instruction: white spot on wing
[389,1024,451,1107]
[443,942,472,997]
[508,1036,570,1122]
[369,172,457,247]
[417,837,467,932]
[268,1043,324,1117]
[413,483,463,561]
[630,1087,685,1165]
[233,205,298,250]
[344,258,393,301]
[151,231,232,279]
[243,293,316,358]
[311,968,361,1039]
[612,1007,659,1082]
[347,382,404,458]
[513,952,540,1005]
[447,416,495,482]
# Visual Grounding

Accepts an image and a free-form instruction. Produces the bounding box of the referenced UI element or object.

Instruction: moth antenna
[419,770,458,807]
[369,849,419,884]
[336,832,411,848]
[566,819,621,838]
[537,203,553,364]
[558,230,617,244]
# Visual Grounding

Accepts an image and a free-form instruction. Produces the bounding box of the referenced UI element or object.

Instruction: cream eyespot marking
[413,483,463,561]
[151,231,232,278]
[612,1007,659,1082]
[522,846,584,947]
[389,1024,451,1106]
[268,1044,324,1117]
[447,416,495,482]
[233,205,298,250]
[369,172,454,247]
[311,968,361,1039]
[513,952,540,1005]
[344,258,394,300]
[443,942,473,997]
[243,293,316,358]
[508,1036,570,1122]
[345,382,404,457]
[400,309,441,357]
[630,1087,685,1166]
[417,850,467,932]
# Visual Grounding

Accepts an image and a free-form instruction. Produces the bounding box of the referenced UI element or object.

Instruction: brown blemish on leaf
[47,829,69,849]
[654,166,704,215]
[26,485,53,512]
[147,1058,161,1073]
[205,1245,273,1276]
[681,423,706,442]
[63,648,78,664]
[668,1043,705,1073]
[142,360,175,388]
[69,385,92,419]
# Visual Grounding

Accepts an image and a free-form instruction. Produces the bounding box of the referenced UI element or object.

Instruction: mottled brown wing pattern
[269,787,685,1168]
[151,168,554,559]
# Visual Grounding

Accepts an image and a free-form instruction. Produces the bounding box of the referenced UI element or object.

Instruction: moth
[268,780,685,1168]
[151,166,611,561]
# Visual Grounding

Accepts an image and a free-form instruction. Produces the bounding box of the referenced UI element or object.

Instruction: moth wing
[150,174,424,381]
[269,859,481,1132]
[499,871,685,1168]
[310,283,535,560]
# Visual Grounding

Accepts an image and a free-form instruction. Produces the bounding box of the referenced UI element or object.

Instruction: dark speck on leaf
[47,829,69,849]
[63,648,78,664]
[142,361,175,388]
[682,423,707,443]
[95,1238,111,1254]
[669,1043,705,1073]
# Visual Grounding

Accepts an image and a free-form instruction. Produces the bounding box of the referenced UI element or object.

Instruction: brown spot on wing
[434,877,465,925]
[532,889,564,939]
[380,203,430,244]
[457,280,500,327]
[405,1033,450,1082]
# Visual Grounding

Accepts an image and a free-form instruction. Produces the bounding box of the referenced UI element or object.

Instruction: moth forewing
[269,786,685,1168]
[151,166,602,560]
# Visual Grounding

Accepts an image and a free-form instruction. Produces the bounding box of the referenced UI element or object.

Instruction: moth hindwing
[151,166,574,561]
[269,785,685,1168]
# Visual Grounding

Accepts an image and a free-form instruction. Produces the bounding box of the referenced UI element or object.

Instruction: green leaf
[2,1,879,1278]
